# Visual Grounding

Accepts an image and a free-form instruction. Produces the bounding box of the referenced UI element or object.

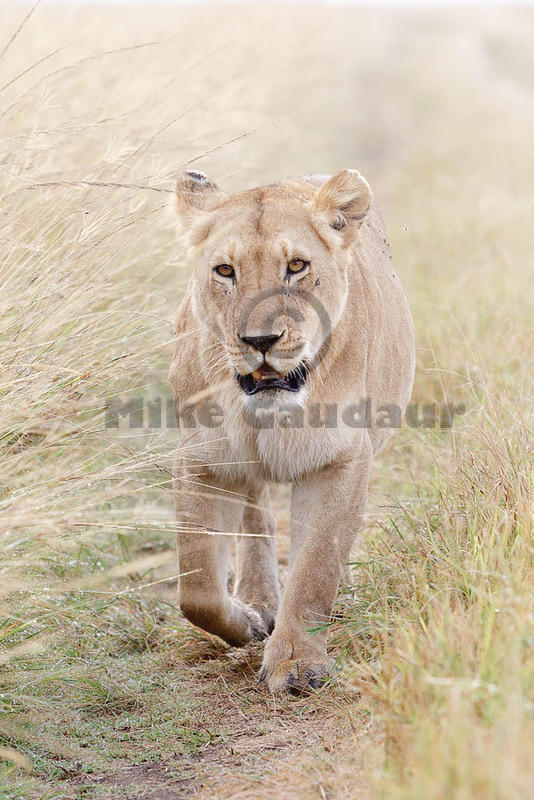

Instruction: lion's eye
[286,258,309,276]
[214,264,235,279]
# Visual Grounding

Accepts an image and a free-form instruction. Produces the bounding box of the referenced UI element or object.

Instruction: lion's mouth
[236,363,308,395]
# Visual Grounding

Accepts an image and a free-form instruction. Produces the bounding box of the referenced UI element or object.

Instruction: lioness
[169,169,414,693]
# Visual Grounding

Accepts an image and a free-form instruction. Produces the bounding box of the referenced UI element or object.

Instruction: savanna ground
[1,3,533,798]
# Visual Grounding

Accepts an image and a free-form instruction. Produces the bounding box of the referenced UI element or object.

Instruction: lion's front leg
[260,435,372,693]
[175,466,271,647]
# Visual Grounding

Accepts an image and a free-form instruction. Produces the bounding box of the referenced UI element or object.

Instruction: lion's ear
[312,169,372,245]
[174,171,227,225]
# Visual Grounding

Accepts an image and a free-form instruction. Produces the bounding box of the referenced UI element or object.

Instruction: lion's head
[174,169,372,402]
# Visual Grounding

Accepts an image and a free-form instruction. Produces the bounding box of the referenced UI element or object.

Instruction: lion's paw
[258,632,333,694]
[233,599,272,643]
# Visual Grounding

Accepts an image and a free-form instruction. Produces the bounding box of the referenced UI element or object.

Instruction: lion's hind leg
[234,486,279,635]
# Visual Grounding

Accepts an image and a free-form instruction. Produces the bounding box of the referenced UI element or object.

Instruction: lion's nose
[239,333,283,354]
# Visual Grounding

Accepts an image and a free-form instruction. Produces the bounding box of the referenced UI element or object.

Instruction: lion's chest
[220,416,351,484]
[255,425,350,482]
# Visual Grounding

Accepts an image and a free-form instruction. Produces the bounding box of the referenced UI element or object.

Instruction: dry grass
[1,3,533,799]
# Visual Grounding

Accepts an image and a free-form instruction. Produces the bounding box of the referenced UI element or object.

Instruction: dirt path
[59,486,376,800]
[71,643,372,800]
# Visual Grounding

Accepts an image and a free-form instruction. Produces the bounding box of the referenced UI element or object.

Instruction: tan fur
[169,169,415,692]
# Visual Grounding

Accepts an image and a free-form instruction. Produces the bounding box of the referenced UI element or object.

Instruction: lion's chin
[235,363,308,396]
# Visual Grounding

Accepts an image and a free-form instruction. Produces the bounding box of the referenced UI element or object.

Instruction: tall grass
[1,3,533,797]
[335,13,534,795]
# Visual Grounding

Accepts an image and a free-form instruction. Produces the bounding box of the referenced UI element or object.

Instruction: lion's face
[174,170,371,401]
